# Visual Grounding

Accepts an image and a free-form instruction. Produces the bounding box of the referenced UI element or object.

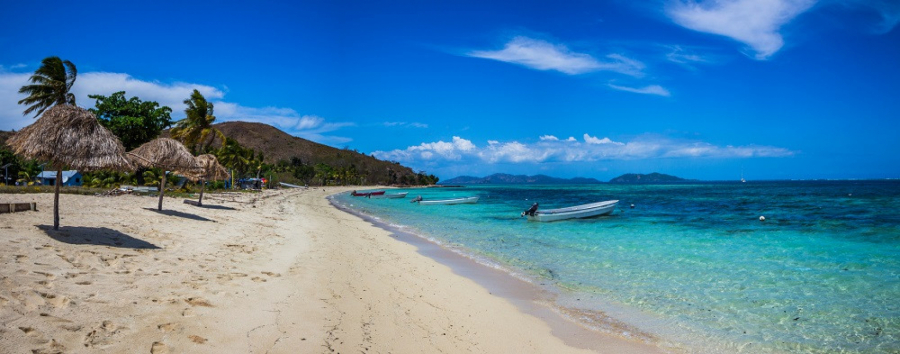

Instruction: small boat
[413,196,479,205]
[370,192,408,199]
[351,190,385,197]
[523,200,618,222]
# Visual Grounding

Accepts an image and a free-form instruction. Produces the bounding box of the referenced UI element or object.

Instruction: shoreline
[329,191,669,353]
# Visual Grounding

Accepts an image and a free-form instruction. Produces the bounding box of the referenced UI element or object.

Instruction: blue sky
[1,0,898,180]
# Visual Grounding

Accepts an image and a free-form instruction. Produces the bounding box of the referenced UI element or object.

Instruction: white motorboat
[524,200,618,222]
[370,192,408,199]
[414,196,479,205]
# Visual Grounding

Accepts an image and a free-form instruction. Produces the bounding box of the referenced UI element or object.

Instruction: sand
[0,188,667,353]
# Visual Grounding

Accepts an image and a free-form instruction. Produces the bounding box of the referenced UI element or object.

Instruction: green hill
[200,121,421,185]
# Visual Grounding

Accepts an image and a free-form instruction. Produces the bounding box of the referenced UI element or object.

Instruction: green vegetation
[17,56,77,117]
[170,89,225,154]
[89,91,173,150]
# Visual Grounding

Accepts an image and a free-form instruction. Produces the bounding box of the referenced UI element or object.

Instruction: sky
[1,0,898,181]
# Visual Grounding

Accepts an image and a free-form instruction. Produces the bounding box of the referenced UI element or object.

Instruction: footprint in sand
[188,335,208,344]
[75,281,92,285]
[18,291,47,310]
[14,254,28,263]
[82,320,122,348]
[36,280,54,289]
[251,277,267,283]
[182,308,196,317]
[100,255,120,267]
[261,271,281,277]
[39,292,70,308]
[185,297,213,307]
[101,320,116,331]
[19,326,40,337]
[33,271,56,280]
[157,323,180,332]
[151,342,169,354]
[31,339,65,354]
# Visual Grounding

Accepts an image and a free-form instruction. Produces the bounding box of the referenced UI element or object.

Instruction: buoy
[630,204,635,209]
[759,216,765,221]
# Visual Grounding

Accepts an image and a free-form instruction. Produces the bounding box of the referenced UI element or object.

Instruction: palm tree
[18,56,78,117]
[216,138,250,188]
[171,89,225,154]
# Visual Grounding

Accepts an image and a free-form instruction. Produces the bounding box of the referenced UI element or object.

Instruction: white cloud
[566,136,577,142]
[540,135,559,141]
[608,84,672,97]
[73,72,225,112]
[0,69,354,145]
[468,36,645,77]
[666,0,816,59]
[665,45,710,64]
[295,115,324,130]
[372,134,795,167]
[383,121,429,128]
[583,134,625,145]
[0,71,32,130]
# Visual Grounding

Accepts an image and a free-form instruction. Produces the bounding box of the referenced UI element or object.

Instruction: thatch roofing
[195,154,228,180]
[127,138,203,179]
[6,104,131,171]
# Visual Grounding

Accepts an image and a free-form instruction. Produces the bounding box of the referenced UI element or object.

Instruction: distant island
[608,172,692,183]
[440,173,602,185]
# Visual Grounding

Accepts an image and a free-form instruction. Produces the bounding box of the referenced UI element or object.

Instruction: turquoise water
[331,181,900,353]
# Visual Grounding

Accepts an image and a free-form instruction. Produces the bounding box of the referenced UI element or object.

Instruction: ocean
[331,181,900,353]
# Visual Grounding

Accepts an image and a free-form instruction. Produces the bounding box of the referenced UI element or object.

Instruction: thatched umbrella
[6,104,132,230]
[127,138,202,211]
[194,154,228,206]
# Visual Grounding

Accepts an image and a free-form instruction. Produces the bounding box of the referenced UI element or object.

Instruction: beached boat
[413,196,479,205]
[370,192,408,199]
[351,190,385,197]
[524,200,618,222]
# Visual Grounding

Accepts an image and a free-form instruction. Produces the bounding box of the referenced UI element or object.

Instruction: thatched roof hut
[7,104,131,172]
[127,138,202,179]
[6,104,131,230]
[195,154,228,181]
[193,154,228,206]
[127,138,202,211]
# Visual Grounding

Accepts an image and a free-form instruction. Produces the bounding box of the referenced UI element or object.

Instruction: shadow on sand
[196,204,236,210]
[38,225,160,249]
[183,199,236,210]
[143,208,215,222]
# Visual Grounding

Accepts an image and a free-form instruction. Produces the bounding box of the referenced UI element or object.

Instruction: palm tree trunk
[198,179,205,206]
[157,172,167,211]
[53,166,62,230]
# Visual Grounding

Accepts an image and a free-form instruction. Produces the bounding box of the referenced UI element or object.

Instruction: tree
[88,91,173,150]
[216,138,252,187]
[315,163,333,186]
[293,164,315,185]
[18,56,78,117]
[171,89,224,154]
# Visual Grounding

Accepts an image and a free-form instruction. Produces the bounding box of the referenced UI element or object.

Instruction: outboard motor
[521,202,539,217]
[411,195,423,203]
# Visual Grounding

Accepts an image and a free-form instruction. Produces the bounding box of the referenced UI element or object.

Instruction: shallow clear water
[332,181,900,353]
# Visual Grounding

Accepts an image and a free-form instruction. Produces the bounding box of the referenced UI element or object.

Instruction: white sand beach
[0,188,665,353]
